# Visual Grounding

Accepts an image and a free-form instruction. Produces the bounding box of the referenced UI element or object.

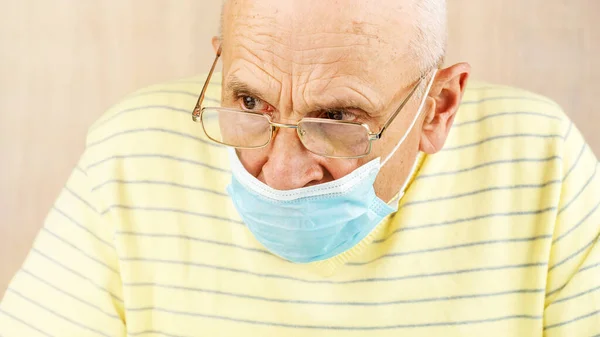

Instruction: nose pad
[296,126,310,152]
[272,124,306,142]
[298,127,307,138]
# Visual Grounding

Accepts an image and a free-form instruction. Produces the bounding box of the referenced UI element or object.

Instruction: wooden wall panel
[1,0,598,297]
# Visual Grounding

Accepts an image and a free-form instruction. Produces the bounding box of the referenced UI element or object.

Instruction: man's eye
[323,110,356,121]
[240,95,262,111]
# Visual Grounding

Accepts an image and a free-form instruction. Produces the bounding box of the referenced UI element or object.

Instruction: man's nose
[261,126,324,190]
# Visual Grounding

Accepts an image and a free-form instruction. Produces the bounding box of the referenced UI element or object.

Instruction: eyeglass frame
[192,45,426,159]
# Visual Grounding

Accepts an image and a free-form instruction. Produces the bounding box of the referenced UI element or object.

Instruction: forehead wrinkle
[224,0,293,53]
[225,1,400,68]
[225,72,279,98]
[228,40,386,118]
[224,0,417,53]
[233,39,290,80]
[225,0,390,52]
[225,64,283,107]
[232,22,292,53]
[296,73,386,117]
[223,0,422,116]
[231,29,385,75]
[226,35,292,112]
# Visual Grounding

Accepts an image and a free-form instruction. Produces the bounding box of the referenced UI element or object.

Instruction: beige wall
[0,0,598,298]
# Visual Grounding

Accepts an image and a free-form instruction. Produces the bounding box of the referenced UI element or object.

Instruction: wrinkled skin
[216,0,470,202]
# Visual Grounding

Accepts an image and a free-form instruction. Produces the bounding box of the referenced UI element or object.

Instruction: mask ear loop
[381,69,438,167]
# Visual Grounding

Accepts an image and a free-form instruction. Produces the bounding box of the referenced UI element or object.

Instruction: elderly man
[1,0,599,336]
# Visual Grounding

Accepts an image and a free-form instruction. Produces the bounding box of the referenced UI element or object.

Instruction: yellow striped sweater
[1,75,599,336]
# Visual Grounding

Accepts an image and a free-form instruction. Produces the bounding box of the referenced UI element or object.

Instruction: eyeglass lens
[201,108,371,157]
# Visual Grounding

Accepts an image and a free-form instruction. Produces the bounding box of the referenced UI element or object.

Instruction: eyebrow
[224,75,377,117]
[226,77,253,95]
[311,97,376,117]
[225,76,268,101]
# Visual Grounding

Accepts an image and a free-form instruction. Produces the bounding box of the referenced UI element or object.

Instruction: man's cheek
[237,148,269,176]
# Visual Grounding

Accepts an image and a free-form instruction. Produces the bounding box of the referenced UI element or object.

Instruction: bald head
[220,0,447,74]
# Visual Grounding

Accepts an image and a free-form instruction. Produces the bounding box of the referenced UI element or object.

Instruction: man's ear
[212,36,221,54]
[420,62,471,154]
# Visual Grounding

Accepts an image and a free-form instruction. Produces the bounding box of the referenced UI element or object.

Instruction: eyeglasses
[192,46,425,159]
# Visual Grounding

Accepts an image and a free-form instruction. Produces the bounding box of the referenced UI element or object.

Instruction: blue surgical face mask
[226,70,437,263]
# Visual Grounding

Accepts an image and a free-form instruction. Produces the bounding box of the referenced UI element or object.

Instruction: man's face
[218,0,433,199]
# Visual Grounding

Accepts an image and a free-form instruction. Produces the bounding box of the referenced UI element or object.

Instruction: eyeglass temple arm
[192,45,223,121]
[373,76,425,139]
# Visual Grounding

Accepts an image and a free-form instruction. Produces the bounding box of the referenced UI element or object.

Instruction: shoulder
[79,74,230,207]
[418,80,574,189]
[458,80,568,130]
[445,80,571,153]
[86,74,221,143]
[82,73,224,162]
